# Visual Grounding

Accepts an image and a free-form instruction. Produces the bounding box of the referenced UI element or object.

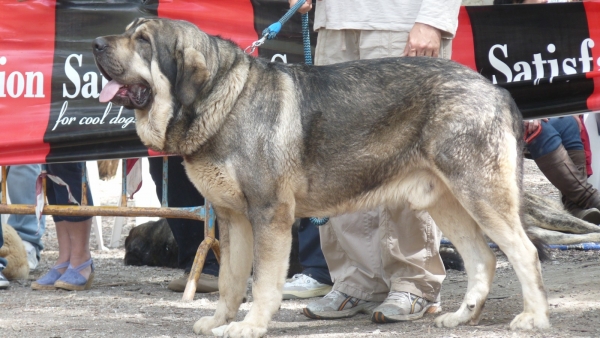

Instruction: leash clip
[244,35,267,54]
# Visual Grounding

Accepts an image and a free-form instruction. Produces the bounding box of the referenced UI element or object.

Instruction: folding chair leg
[182,237,220,301]
[92,216,108,251]
[110,198,126,248]
[87,161,108,251]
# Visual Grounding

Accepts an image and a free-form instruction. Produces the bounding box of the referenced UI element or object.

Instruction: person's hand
[524,118,548,134]
[402,23,442,57]
[289,0,312,14]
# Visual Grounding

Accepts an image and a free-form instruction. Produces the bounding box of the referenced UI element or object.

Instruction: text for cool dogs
[0,54,135,130]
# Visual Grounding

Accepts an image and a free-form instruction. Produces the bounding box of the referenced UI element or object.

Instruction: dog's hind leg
[474,207,550,330]
[427,193,497,328]
[447,158,549,330]
[193,208,254,335]
[222,202,294,338]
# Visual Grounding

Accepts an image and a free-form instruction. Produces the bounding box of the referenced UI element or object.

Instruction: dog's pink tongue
[99,80,124,102]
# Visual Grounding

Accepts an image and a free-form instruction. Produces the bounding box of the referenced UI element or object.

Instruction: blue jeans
[527,117,583,159]
[46,163,94,222]
[7,165,46,259]
[298,218,332,285]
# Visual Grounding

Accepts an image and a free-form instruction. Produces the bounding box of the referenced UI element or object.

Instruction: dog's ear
[175,47,209,106]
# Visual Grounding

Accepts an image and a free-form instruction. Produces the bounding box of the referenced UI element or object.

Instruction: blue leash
[246,0,313,66]
[262,0,307,39]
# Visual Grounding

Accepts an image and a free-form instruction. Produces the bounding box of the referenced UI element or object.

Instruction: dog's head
[93,18,213,150]
[93,18,211,110]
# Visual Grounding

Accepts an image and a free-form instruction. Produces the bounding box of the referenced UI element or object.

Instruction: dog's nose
[93,37,109,54]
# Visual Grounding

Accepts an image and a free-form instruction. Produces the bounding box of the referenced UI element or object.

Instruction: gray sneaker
[371,291,441,323]
[282,273,332,300]
[303,290,380,319]
[0,270,9,289]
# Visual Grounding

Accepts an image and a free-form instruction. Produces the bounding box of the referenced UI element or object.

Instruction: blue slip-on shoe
[54,258,94,291]
[31,261,69,290]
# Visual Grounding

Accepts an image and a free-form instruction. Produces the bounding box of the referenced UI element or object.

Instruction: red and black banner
[1,0,600,165]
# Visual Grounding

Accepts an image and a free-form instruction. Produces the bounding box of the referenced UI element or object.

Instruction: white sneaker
[371,291,441,323]
[22,241,38,270]
[282,273,332,300]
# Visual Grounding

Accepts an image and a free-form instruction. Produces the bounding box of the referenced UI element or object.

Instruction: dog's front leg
[223,203,294,338]
[193,209,254,335]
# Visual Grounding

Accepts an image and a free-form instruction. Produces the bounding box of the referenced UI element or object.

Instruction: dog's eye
[137,36,150,44]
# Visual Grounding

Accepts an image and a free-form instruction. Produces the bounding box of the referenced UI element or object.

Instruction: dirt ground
[1,159,600,338]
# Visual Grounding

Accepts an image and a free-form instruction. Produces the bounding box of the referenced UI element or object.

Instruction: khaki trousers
[316,29,449,302]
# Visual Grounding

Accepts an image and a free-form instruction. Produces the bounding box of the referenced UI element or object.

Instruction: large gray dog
[93,18,549,337]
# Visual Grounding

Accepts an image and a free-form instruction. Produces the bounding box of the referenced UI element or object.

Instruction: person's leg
[546,117,600,221]
[32,173,71,290]
[33,163,95,291]
[304,209,388,319]
[527,118,567,159]
[359,29,447,322]
[324,209,390,301]
[529,118,600,223]
[0,224,8,289]
[54,221,72,272]
[148,156,219,292]
[282,218,332,299]
[297,218,332,284]
[6,164,46,268]
[372,206,445,322]
[53,217,95,291]
[57,219,93,278]
[549,117,584,152]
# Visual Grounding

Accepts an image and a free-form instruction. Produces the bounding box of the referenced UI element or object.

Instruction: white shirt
[313,0,462,38]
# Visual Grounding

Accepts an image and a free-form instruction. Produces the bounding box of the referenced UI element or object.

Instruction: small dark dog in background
[124,218,179,268]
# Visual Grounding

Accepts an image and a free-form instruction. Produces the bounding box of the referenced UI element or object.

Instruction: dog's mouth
[97,64,152,110]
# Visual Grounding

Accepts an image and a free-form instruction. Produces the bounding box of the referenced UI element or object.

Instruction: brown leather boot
[561,149,600,224]
[534,146,600,224]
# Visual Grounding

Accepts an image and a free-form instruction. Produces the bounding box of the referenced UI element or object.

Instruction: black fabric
[467,3,594,119]
[148,156,219,275]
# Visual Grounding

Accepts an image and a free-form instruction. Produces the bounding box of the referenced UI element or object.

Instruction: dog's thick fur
[98,159,120,181]
[0,223,29,280]
[124,218,179,268]
[94,18,550,337]
[523,191,600,244]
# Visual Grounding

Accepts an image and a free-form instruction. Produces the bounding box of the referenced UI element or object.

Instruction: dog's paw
[193,316,226,335]
[510,312,550,330]
[223,321,267,338]
[434,312,467,328]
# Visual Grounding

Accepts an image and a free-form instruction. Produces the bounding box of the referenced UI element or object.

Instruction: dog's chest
[182,157,246,211]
